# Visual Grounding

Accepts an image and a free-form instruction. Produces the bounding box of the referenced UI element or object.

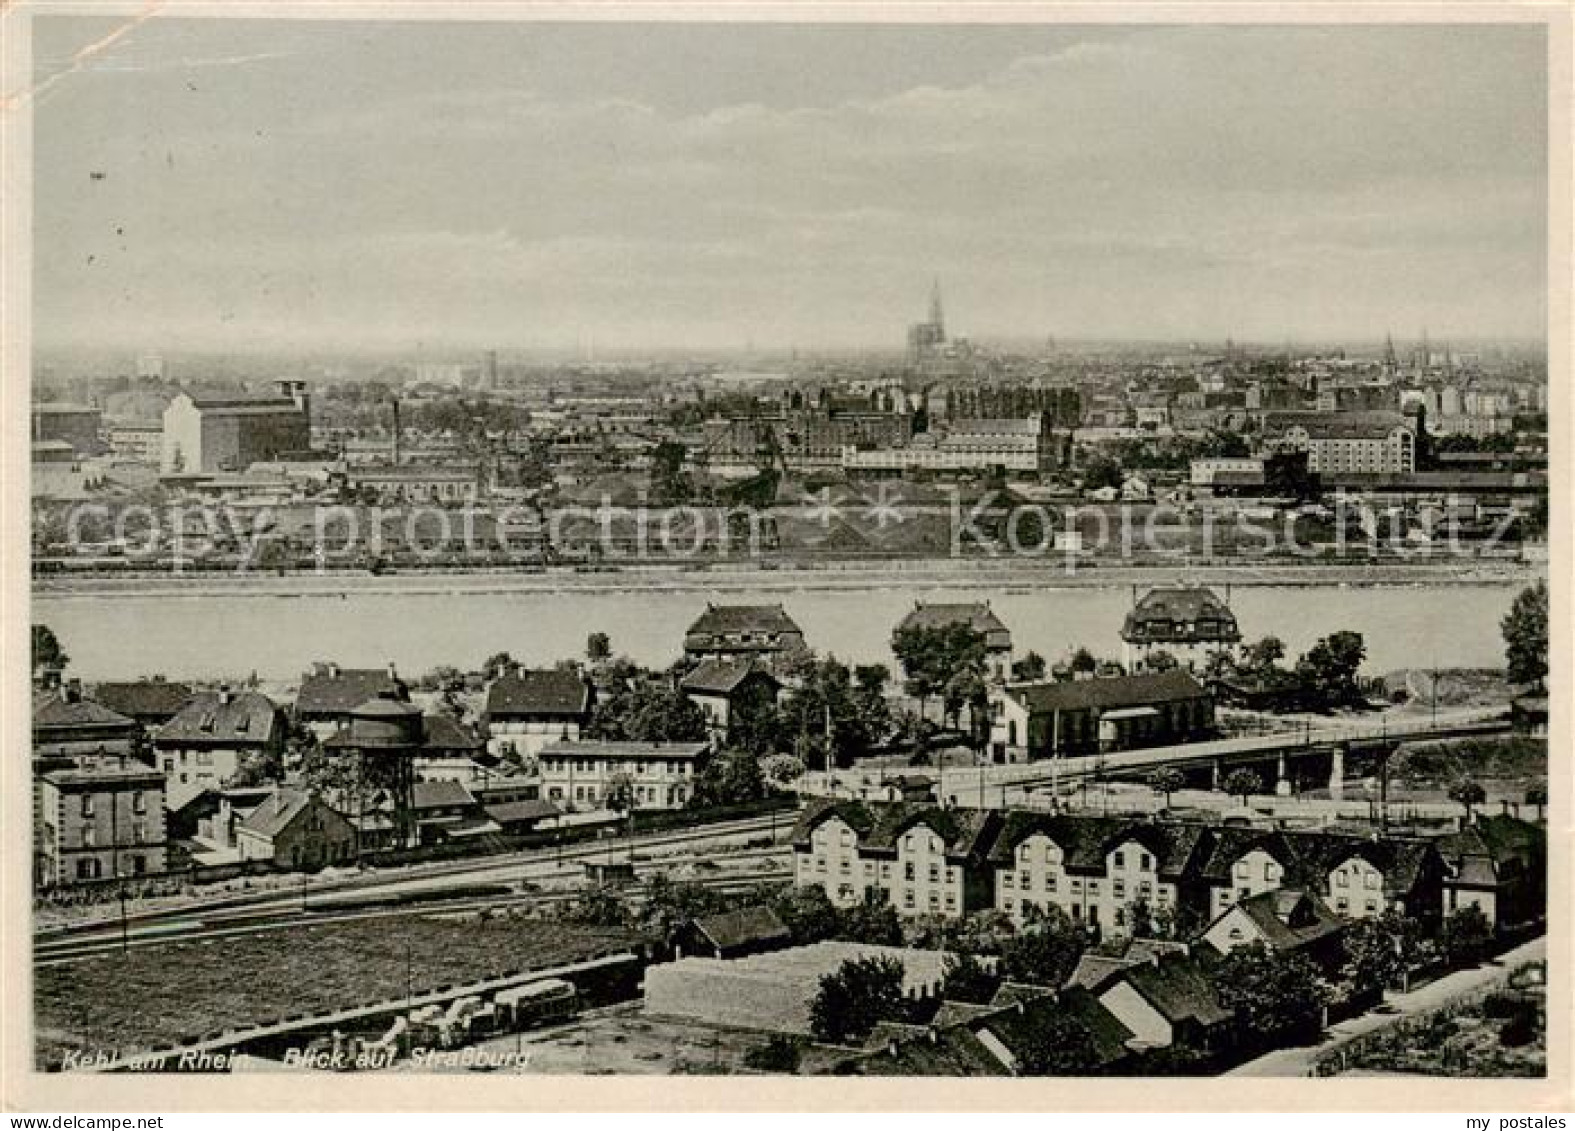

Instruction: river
[32,575,1525,683]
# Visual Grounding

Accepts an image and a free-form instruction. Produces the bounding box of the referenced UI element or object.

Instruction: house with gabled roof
[1089,951,1233,1054]
[988,669,1214,762]
[482,666,595,760]
[1436,814,1545,931]
[988,812,1210,932]
[92,679,195,728]
[32,684,141,760]
[675,906,793,960]
[235,788,356,869]
[1201,888,1345,968]
[791,799,999,917]
[153,687,286,809]
[678,657,780,743]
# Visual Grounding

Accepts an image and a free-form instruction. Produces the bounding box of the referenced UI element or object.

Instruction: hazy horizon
[32,19,1549,354]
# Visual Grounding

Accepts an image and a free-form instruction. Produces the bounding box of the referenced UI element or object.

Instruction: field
[1323,963,1547,1078]
[34,911,636,1068]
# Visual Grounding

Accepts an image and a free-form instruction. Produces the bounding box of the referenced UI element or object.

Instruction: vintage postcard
[2,0,1569,1112]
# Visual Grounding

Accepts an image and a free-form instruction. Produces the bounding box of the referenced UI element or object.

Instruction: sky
[29,18,1549,354]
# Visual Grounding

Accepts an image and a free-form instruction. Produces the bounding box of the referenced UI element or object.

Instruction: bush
[1499,1009,1539,1048]
[743,1034,802,1072]
[1481,991,1525,1020]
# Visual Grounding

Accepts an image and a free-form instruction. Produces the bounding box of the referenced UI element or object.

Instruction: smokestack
[390,398,401,466]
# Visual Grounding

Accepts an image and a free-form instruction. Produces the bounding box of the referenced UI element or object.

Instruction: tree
[1438,904,1493,967]
[1148,767,1186,810]
[624,682,707,743]
[892,622,988,725]
[1212,942,1332,1045]
[1294,631,1367,708]
[650,440,691,506]
[32,624,69,680]
[586,632,612,663]
[1242,636,1285,675]
[482,651,515,681]
[1501,580,1548,688]
[1013,1008,1102,1075]
[809,956,908,1045]
[1082,456,1123,492]
[939,951,999,1005]
[1447,778,1486,822]
[760,752,806,789]
[1222,768,1263,805]
[1012,651,1048,682]
[1068,647,1098,676]
[1339,914,1405,1000]
[604,771,637,817]
[998,906,1085,987]
[691,749,765,808]
[772,884,841,945]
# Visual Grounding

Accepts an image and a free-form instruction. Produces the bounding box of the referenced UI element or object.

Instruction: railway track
[36,810,794,945]
[35,850,792,965]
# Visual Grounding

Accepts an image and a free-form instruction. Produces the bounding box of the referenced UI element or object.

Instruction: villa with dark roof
[682,603,805,662]
[482,666,596,760]
[893,601,1013,680]
[1119,586,1241,672]
[988,669,1214,762]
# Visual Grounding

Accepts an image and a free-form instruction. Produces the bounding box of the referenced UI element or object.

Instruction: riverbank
[32,556,1543,600]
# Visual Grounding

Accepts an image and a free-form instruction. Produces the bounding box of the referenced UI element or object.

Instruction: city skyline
[32,20,1549,352]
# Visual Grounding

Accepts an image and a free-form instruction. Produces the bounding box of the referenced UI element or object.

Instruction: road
[1227,934,1547,1077]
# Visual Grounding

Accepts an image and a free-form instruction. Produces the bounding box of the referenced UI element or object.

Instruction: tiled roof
[482,799,561,825]
[859,804,1001,862]
[894,602,1011,639]
[156,690,282,747]
[679,657,777,696]
[690,906,792,952]
[92,680,195,722]
[33,694,138,732]
[1120,587,1240,643]
[420,712,485,752]
[238,789,312,840]
[412,780,477,811]
[788,798,879,847]
[1117,954,1231,1029]
[296,667,407,717]
[1265,409,1412,440]
[980,987,1136,1070]
[483,668,593,719]
[1221,888,1345,953]
[685,603,802,637]
[1004,670,1209,715]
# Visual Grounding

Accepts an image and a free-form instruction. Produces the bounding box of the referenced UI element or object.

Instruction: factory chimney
[390,396,401,466]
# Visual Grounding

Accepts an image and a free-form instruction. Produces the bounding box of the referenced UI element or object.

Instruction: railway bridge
[936,707,1512,809]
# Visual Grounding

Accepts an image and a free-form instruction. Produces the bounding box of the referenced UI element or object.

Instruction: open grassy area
[1390,735,1547,793]
[35,912,636,1068]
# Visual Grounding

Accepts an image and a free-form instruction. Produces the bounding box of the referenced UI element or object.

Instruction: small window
[1141,853,1153,872]
[1364,872,1380,891]
[1113,851,1126,869]
[133,792,147,815]
[1336,871,1349,888]
[1003,872,1014,889]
